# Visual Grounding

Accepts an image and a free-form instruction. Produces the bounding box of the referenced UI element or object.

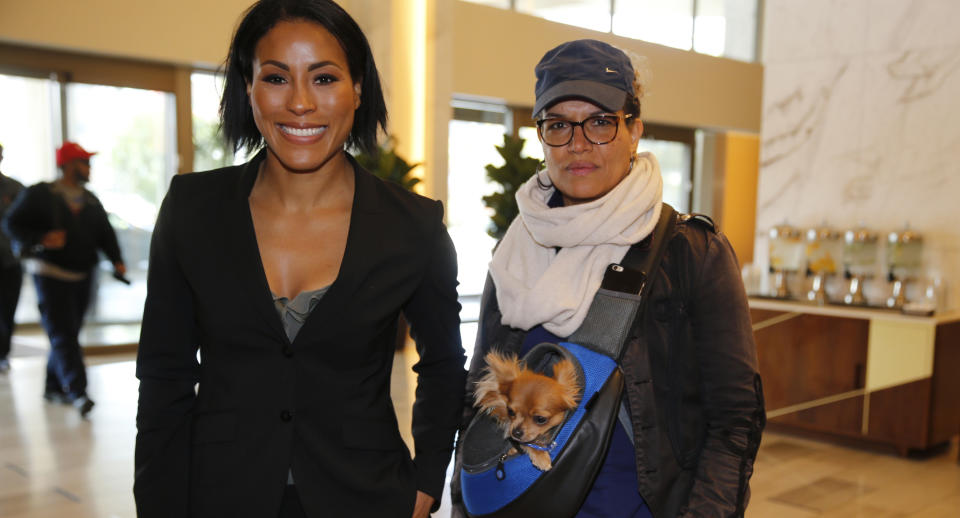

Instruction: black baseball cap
[533,39,635,116]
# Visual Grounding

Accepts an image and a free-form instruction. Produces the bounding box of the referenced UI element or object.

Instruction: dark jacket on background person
[133,153,466,518]
[451,215,765,518]
[0,174,25,268]
[2,182,122,272]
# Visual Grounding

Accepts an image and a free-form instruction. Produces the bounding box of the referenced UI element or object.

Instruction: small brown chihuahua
[474,351,581,471]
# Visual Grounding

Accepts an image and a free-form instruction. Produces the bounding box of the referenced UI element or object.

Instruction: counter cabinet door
[751,309,868,435]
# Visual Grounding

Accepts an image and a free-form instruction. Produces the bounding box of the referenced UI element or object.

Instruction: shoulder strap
[567,203,677,363]
[613,203,676,447]
[612,202,676,362]
[618,202,677,295]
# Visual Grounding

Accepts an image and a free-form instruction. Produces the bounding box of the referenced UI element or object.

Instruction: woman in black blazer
[133,2,466,517]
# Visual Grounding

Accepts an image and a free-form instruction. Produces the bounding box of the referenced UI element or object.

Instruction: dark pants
[35,274,92,400]
[279,485,308,517]
[0,262,22,360]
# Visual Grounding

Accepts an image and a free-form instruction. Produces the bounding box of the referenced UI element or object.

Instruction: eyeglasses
[536,114,632,147]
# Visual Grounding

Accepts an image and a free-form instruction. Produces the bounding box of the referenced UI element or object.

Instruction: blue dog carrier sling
[459,204,677,518]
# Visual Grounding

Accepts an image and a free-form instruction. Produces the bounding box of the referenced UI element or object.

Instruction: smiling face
[540,99,642,206]
[247,19,361,173]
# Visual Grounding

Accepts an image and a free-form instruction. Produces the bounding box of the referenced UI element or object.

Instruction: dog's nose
[511,428,523,440]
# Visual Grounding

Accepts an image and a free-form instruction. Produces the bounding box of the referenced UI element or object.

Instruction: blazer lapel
[291,156,384,346]
[221,151,289,342]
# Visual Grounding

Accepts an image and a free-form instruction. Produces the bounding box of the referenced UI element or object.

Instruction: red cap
[56,141,97,167]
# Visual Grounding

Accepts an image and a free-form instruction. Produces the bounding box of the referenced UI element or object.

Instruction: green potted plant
[482,134,541,240]
[353,135,422,191]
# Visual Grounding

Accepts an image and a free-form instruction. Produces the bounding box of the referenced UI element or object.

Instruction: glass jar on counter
[806,225,843,275]
[769,224,804,272]
[842,226,878,305]
[887,228,923,279]
[843,227,879,277]
[805,225,843,304]
[769,223,803,298]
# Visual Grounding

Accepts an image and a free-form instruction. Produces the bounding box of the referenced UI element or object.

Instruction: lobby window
[65,82,177,280]
[639,123,694,213]
[462,0,512,7]
[447,101,507,299]
[191,71,253,172]
[0,69,177,325]
[692,0,758,61]
[614,0,695,51]
[517,0,612,33]
[461,0,758,62]
[0,73,60,186]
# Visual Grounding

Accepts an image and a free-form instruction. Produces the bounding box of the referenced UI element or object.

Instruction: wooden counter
[749,298,960,455]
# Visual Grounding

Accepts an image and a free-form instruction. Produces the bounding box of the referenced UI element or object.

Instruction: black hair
[220,0,387,155]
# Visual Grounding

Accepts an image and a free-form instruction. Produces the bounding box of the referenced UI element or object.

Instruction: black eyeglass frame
[535,113,634,147]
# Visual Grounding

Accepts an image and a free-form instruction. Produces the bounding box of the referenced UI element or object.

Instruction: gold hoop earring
[535,161,552,190]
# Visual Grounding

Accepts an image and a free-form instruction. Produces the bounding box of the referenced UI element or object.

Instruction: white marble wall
[756,0,960,309]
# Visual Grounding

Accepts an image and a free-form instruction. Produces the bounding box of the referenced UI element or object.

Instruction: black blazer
[134,152,466,518]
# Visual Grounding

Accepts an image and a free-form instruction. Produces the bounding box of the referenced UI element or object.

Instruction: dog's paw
[527,449,553,471]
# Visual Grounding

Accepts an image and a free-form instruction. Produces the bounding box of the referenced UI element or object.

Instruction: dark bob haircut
[220,0,387,155]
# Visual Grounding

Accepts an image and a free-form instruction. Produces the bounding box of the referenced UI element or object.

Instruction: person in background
[450,39,764,517]
[0,143,25,373]
[2,141,126,417]
[133,1,465,517]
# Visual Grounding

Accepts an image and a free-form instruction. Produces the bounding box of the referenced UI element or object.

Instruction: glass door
[65,83,177,323]
[0,73,62,324]
[0,73,60,184]
[0,71,177,325]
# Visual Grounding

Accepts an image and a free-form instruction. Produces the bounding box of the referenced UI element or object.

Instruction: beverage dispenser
[769,223,804,298]
[842,226,878,306]
[805,225,842,304]
[886,227,923,309]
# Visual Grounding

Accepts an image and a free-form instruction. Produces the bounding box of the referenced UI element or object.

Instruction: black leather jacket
[451,214,765,518]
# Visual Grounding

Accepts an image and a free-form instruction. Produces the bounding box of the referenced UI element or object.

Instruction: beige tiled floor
[748,432,960,517]
[2,342,958,517]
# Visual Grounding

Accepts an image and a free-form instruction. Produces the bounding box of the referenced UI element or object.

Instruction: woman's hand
[411,490,435,518]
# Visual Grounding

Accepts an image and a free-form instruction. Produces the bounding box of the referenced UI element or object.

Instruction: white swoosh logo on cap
[605,67,618,74]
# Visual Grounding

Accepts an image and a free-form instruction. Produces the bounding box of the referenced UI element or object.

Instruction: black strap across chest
[567,203,677,363]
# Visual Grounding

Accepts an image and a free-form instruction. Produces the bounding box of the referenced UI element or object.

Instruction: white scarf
[489,151,664,337]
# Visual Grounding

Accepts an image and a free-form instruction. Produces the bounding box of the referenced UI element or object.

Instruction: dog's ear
[484,352,520,384]
[552,359,581,409]
[473,352,519,418]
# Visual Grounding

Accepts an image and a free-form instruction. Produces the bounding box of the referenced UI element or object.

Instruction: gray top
[272,285,329,485]
[272,286,330,343]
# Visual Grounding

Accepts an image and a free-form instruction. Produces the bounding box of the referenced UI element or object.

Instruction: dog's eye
[533,415,548,425]
[507,408,516,418]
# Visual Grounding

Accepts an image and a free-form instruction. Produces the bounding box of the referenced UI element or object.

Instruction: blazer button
[282,346,294,358]
[281,410,293,422]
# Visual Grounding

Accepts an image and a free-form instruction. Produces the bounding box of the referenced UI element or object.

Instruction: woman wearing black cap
[452,39,764,517]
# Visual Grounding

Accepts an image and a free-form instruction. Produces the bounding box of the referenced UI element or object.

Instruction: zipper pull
[495,453,507,481]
